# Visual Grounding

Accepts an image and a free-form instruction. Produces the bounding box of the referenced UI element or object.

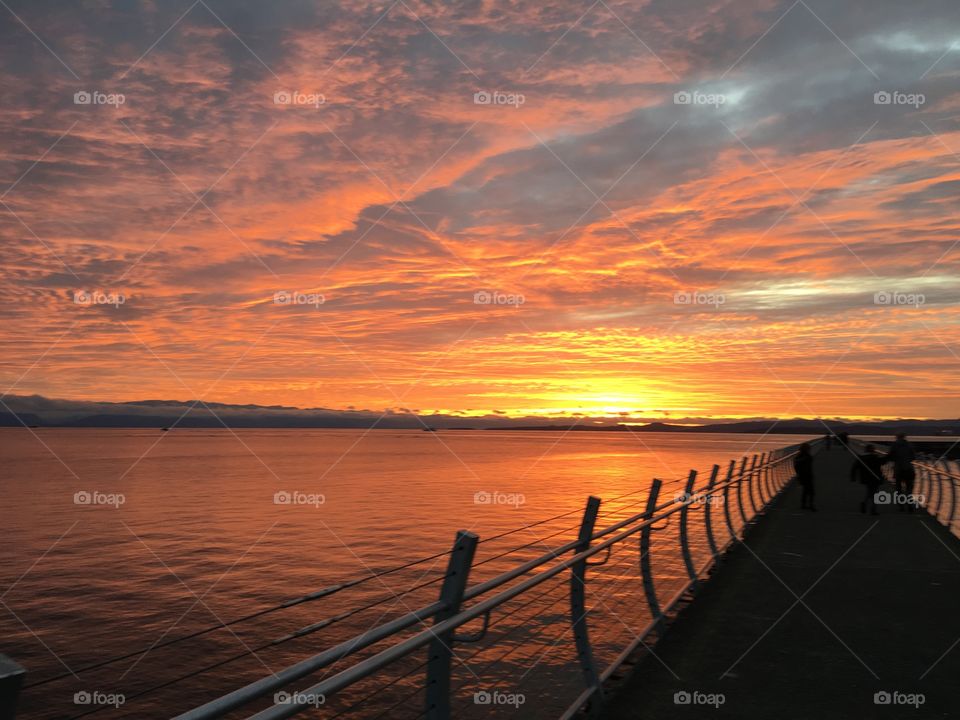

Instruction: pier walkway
[603,444,960,719]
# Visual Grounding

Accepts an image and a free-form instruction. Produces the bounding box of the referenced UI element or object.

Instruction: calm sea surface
[1,429,817,719]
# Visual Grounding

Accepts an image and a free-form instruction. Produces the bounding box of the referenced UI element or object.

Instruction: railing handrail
[914,458,960,480]
[175,444,807,720]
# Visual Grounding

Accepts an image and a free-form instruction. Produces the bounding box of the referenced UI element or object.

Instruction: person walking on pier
[851,444,884,515]
[794,442,816,510]
[886,433,917,512]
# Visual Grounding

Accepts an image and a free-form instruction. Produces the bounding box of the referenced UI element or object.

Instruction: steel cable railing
[163,442,811,720]
[26,503,591,697]
[54,523,597,720]
[846,438,959,531]
[4,442,814,720]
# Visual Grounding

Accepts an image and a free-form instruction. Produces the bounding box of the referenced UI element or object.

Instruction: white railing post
[703,464,721,560]
[735,457,749,527]
[722,459,738,542]
[640,479,663,631]
[425,531,478,720]
[570,496,603,716]
[679,470,699,590]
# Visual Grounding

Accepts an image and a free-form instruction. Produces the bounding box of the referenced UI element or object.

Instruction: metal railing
[913,455,960,533]
[167,441,811,720]
[847,437,960,533]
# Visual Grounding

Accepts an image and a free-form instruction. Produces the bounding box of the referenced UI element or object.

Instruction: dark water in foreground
[2,429,816,719]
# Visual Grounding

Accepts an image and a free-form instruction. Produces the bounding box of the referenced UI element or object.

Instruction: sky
[1,0,959,421]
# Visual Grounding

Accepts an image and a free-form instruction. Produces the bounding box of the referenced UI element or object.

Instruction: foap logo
[674,90,726,108]
[874,490,925,506]
[474,490,526,508]
[74,491,126,508]
[273,91,325,108]
[873,291,925,308]
[473,90,525,108]
[473,690,526,707]
[874,91,925,108]
[675,491,725,506]
[73,690,125,708]
[673,690,725,708]
[473,290,525,306]
[874,690,925,708]
[74,290,125,307]
[274,690,326,708]
[674,290,725,308]
[273,490,326,508]
[273,290,325,308]
[74,90,125,107]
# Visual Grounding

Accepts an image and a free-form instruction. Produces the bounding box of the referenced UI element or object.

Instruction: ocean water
[1,429,813,719]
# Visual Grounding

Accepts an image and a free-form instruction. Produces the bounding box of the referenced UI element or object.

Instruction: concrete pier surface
[603,444,960,718]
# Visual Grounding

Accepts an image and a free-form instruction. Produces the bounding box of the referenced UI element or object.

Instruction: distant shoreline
[2,395,958,437]
[3,423,958,437]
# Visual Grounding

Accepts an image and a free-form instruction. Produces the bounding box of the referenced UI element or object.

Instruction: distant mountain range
[507,420,960,435]
[1,395,959,437]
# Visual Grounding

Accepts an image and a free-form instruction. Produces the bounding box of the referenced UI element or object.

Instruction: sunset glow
[2,1,959,420]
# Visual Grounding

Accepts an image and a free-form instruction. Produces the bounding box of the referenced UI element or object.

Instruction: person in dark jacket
[851,444,884,515]
[886,433,916,512]
[794,442,816,510]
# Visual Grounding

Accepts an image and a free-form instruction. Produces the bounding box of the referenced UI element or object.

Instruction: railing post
[570,496,603,714]
[756,452,768,506]
[948,460,958,531]
[425,530,478,720]
[934,462,945,521]
[746,454,760,515]
[640,479,663,631]
[914,458,924,505]
[736,457,749,527]
[919,461,931,510]
[704,464,720,560]
[723,459,738,542]
[679,470,699,590]
[765,453,776,501]
[0,655,25,720]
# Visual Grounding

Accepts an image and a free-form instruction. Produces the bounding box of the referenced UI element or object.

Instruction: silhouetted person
[886,433,917,512]
[838,431,849,447]
[825,434,833,450]
[851,443,884,515]
[794,442,816,510]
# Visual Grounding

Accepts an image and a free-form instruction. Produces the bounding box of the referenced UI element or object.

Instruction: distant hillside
[480,419,960,436]
[0,395,957,437]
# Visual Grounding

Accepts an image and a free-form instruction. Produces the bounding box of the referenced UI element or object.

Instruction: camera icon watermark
[274,690,325,708]
[273,290,325,308]
[674,90,726,108]
[873,291,925,308]
[673,690,725,707]
[873,91,925,108]
[674,491,725,506]
[73,290,125,307]
[673,290,725,308]
[74,490,126,508]
[473,290,525,306]
[273,91,325,108]
[874,490,925,506]
[73,690,125,708]
[873,690,924,708]
[473,90,525,108]
[473,689,525,707]
[474,490,525,508]
[74,90,125,107]
[273,490,326,508]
